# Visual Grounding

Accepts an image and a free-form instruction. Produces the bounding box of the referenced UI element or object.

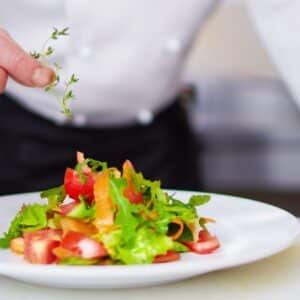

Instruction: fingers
[0,67,8,94]
[0,29,55,87]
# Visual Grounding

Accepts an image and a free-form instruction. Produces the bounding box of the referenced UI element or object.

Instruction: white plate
[0,191,298,289]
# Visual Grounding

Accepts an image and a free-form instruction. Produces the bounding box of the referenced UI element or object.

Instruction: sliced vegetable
[24,229,62,264]
[61,231,108,259]
[0,204,48,248]
[59,201,78,216]
[122,160,143,204]
[1,152,219,265]
[60,217,98,236]
[153,250,180,263]
[60,197,95,219]
[94,171,115,234]
[168,218,184,241]
[52,246,73,260]
[184,230,220,255]
[64,168,95,203]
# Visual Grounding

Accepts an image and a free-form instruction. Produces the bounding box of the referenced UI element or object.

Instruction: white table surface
[0,230,299,300]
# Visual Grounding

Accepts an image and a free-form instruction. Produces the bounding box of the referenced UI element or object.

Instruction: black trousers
[0,94,200,195]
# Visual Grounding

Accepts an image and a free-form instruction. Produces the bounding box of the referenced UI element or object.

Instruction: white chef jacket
[246,0,300,112]
[1,0,300,126]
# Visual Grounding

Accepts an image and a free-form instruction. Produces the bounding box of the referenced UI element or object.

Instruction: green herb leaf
[188,195,211,207]
[86,159,107,172]
[30,51,40,59]
[40,185,66,210]
[176,224,194,242]
[109,177,138,246]
[31,27,78,119]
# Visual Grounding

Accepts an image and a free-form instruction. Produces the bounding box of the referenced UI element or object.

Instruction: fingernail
[32,67,54,87]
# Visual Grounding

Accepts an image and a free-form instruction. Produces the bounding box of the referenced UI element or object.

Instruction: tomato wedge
[64,168,95,204]
[24,229,62,264]
[122,160,143,204]
[184,230,220,255]
[59,201,78,215]
[153,250,180,263]
[61,231,108,259]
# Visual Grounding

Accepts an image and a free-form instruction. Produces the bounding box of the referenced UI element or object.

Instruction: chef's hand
[0,28,55,94]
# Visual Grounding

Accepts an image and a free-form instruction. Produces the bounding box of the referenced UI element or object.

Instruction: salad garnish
[0,153,220,265]
[30,27,79,119]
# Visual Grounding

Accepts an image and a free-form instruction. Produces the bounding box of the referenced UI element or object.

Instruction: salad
[0,152,220,265]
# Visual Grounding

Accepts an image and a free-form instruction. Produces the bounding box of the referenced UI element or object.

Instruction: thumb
[0,29,55,87]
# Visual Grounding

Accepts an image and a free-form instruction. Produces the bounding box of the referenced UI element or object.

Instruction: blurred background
[183,0,300,214]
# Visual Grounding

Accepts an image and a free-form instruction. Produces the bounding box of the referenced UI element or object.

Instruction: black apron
[0,93,200,195]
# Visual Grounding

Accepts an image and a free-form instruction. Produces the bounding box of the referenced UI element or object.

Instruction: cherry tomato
[64,168,95,204]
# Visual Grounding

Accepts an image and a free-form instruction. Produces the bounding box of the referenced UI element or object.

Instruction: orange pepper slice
[168,218,184,240]
[60,217,98,237]
[94,170,115,234]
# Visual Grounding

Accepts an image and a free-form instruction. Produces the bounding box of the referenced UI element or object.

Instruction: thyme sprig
[30,27,79,119]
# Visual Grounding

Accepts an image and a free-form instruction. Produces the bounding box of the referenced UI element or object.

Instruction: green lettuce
[0,204,48,248]
[117,227,174,264]
[102,227,177,265]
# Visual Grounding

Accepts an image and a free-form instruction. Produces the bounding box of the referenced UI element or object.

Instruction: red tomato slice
[123,187,143,204]
[184,231,220,255]
[153,250,180,263]
[61,231,108,259]
[59,201,78,215]
[198,230,213,241]
[64,168,95,204]
[24,229,62,264]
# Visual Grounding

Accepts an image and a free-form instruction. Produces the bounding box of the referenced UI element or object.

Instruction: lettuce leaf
[117,227,174,264]
[101,227,184,265]
[0,204,48,248]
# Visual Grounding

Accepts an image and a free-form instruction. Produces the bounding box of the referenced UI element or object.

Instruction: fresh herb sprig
[30,27,79,119]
